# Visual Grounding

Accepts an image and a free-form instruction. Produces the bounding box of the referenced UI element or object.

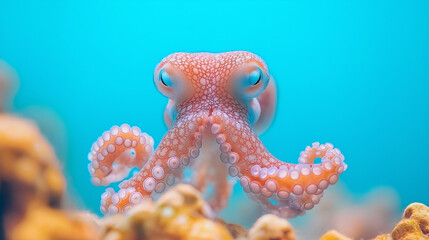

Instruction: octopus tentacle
[210,110,347,218]
[88,124,154,186]
[98,112,209,215]
[190,140,233,212]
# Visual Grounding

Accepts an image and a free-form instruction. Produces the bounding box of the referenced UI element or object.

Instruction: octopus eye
[233,65,268,100]
[159,69,172,87]
[247,67,262,86]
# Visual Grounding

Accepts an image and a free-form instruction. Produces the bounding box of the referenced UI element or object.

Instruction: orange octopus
[88,51,347,218]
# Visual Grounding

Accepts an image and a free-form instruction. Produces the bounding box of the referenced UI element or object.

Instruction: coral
[0,113,298,240]
[0,114,64,216]
[325,202,429,240]
[7,207,99,240]
[98,183,298,240]
[319,230,352,240]
[98,184,298,240]
[378,202,429,240]
[402,203,429,235]
[390,219,428,240]
[216,219,248,240]
[99,184,234,240]
[2,113,426,240]
[372,234,392,240]
[0,114,99,240]
[248,214,295,240]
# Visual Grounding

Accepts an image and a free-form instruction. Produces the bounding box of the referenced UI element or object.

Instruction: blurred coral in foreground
[90,184,297,240]
[0,107,428,240]
[0,114,98,240]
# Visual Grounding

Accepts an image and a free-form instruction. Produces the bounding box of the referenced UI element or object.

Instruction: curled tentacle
[211,110,347,218]
[98,112,209,215]
[88,124,154,186]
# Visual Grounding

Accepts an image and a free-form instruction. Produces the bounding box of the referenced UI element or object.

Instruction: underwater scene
[1,1,428,239]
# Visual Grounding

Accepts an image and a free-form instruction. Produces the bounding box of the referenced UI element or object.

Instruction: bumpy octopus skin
[88,51,347,218]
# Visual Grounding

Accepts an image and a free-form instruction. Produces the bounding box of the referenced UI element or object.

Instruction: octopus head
[154,51,277,134]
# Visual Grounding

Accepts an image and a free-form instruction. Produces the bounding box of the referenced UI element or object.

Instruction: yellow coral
[402,203,429,235]
[373,234,393,240]
[0,114,99,240]
[0,114,64,214]
[371,202,429,240]
[100,184,234,240]
[8,206,98,240]
[391,219,428,240]
[248,214,295,240]
[216,219,248,240]
[319,230,352,240]
[99,186,298,240]
[0,114,58,167]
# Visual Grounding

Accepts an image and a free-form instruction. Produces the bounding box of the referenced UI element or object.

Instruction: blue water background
[1,0,428,223]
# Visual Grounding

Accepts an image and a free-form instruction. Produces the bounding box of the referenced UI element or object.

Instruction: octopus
[88,51,347,218]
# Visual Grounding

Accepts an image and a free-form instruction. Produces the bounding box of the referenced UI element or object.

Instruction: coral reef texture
[84,183,300,240]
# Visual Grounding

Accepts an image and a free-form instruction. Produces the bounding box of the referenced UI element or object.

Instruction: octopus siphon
[88,51,347,218]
